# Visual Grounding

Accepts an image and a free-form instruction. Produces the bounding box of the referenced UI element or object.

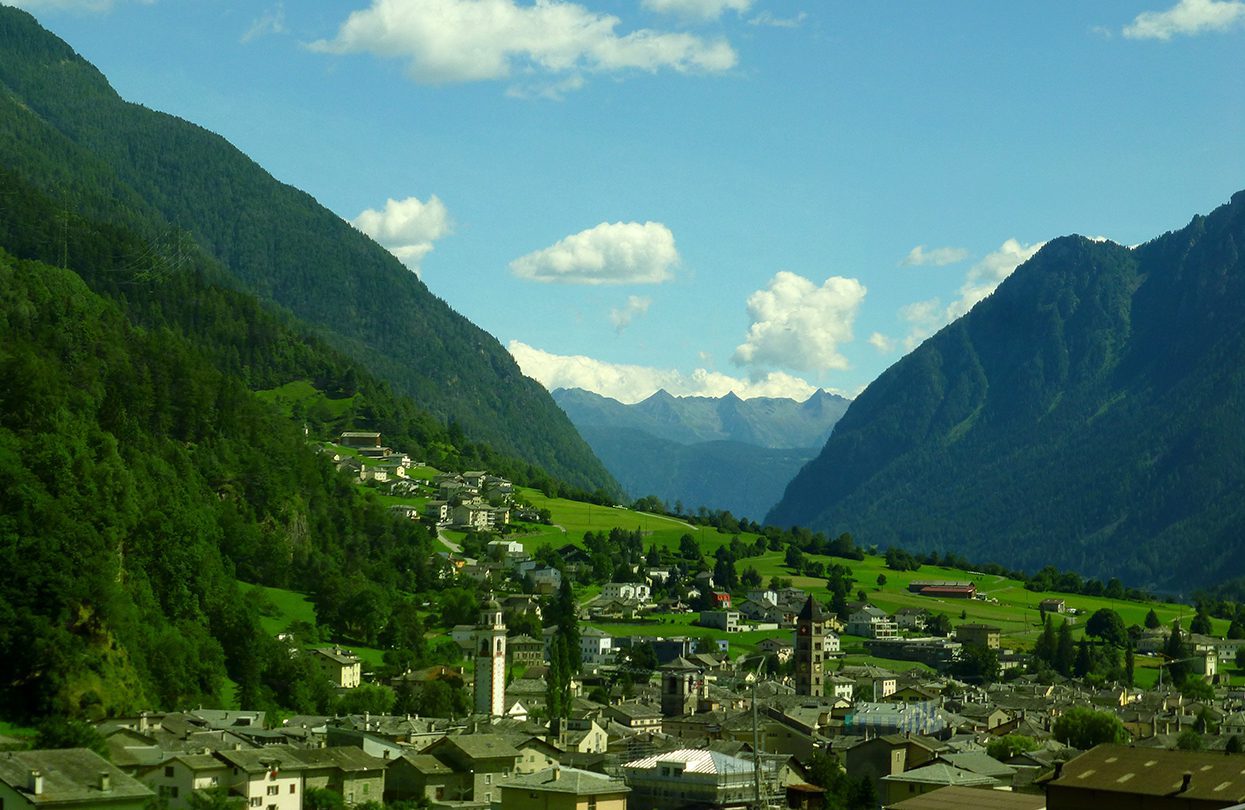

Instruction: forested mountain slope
[769,191,1245,592]
[0,7,614,494]
[0,248,438,720]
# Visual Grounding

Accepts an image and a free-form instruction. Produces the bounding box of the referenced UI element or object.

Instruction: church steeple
[474,593,507,717]
[795,595,826,696]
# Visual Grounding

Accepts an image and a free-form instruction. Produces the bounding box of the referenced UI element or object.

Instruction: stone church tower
[795,595,827,696]
[474,595,507,717]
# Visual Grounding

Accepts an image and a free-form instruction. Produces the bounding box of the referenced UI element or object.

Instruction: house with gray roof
[0,748,154,809]
[500,766,630,810]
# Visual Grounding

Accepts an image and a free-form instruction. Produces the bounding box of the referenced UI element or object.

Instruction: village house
[297,747,387,806]
[601,582,652,604]
[500,766,630,810]
[0,748,154,809]
[312,647,362,688]
[423,734,521,805]
[383,754,457,805]
[955,623,1002,650]
[140,753,231,809]
[699,610,740,632]
[214,746,307,810]
[846,606,899,639]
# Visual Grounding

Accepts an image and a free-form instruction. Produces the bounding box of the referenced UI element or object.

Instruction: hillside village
[6,432,1245,809]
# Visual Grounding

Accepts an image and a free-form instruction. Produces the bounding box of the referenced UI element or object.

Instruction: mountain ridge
[0,6,615,494]
[553,387,849,517]
[768,192,1245,592]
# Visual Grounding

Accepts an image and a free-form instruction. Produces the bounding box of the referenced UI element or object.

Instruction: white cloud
[900,244,969,267]
[732,272,866,373]
[948,238,1044,319]
[868,332,895,353]
[242,3,286,43]
[877,237,1046,352]
[352,195,452,273]
[1123,0,1245,39]
[609,295,652,333]
[310,0,738,90]
[748,10,807,28]
[508,340,823,402]
[642,0,752,21]
[511,221,679,285]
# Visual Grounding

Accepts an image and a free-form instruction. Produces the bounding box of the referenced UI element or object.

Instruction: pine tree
[1055,619,1076,677]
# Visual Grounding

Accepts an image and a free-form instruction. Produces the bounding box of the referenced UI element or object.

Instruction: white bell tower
[474,594,507,717]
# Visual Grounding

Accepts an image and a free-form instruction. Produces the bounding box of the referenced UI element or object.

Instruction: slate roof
[1040,743,1245,801]
[295,747,387,772]
[880,762,998,788]
[504,766,630,796]
[0,748,155,804]
[797,595,826,622]
[887,785,1047,809]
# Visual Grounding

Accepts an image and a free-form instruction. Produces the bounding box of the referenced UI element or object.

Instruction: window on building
[249,799,261,808]
[164,766,175,778]
[289,784,296,793]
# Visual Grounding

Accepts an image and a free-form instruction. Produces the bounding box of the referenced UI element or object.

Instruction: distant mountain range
[769,191,1245,592]
[554,388,850,519]
[0,7,614,494]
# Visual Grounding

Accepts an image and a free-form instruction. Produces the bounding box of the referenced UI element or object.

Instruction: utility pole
[751,654,768,810]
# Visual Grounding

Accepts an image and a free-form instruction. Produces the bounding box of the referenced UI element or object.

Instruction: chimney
[99,772,112,792]
[28,770,43,795]
[1180,771,1193,793]
[551,766,561,781]
[1053,761,1064,779]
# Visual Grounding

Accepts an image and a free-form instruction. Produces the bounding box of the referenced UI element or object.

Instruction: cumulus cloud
[875,237,1046,353]
[900,244,970,268]
[1124,0,1245,38]
[352,195,452,273]
[642,0,752,21]
[508,340,823,402]
[949,238,1044,319]
[868,332,896,353]
[609,295,652,333]
[1124,0,1245,39]
[732,272,866,373]
[310,0,738,91]
[242,3,286,43]
[510,221,678,285]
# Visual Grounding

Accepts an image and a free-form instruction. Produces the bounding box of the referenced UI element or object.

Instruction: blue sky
[13,0,1245,401]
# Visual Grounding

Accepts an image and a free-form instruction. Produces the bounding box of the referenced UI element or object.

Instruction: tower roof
[798,595,826,622]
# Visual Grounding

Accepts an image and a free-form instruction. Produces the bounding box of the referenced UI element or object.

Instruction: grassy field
[340,458,1205,668]
[255,380,358,419]
[244,583,387,668]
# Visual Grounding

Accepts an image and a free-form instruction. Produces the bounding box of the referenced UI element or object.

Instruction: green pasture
[515,487,745,556]
[255,380,358,419]
[243,582,386,668]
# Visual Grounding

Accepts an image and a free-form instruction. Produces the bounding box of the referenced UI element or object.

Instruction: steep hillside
[0,249,438,719]
[0,7,614,494]
[769,191,1245,592]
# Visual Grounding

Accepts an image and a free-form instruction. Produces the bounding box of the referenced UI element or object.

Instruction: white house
[602,582,651,604]
[580,627,614,665]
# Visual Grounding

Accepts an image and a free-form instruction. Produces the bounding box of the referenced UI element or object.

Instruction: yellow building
[499,766,629,810]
